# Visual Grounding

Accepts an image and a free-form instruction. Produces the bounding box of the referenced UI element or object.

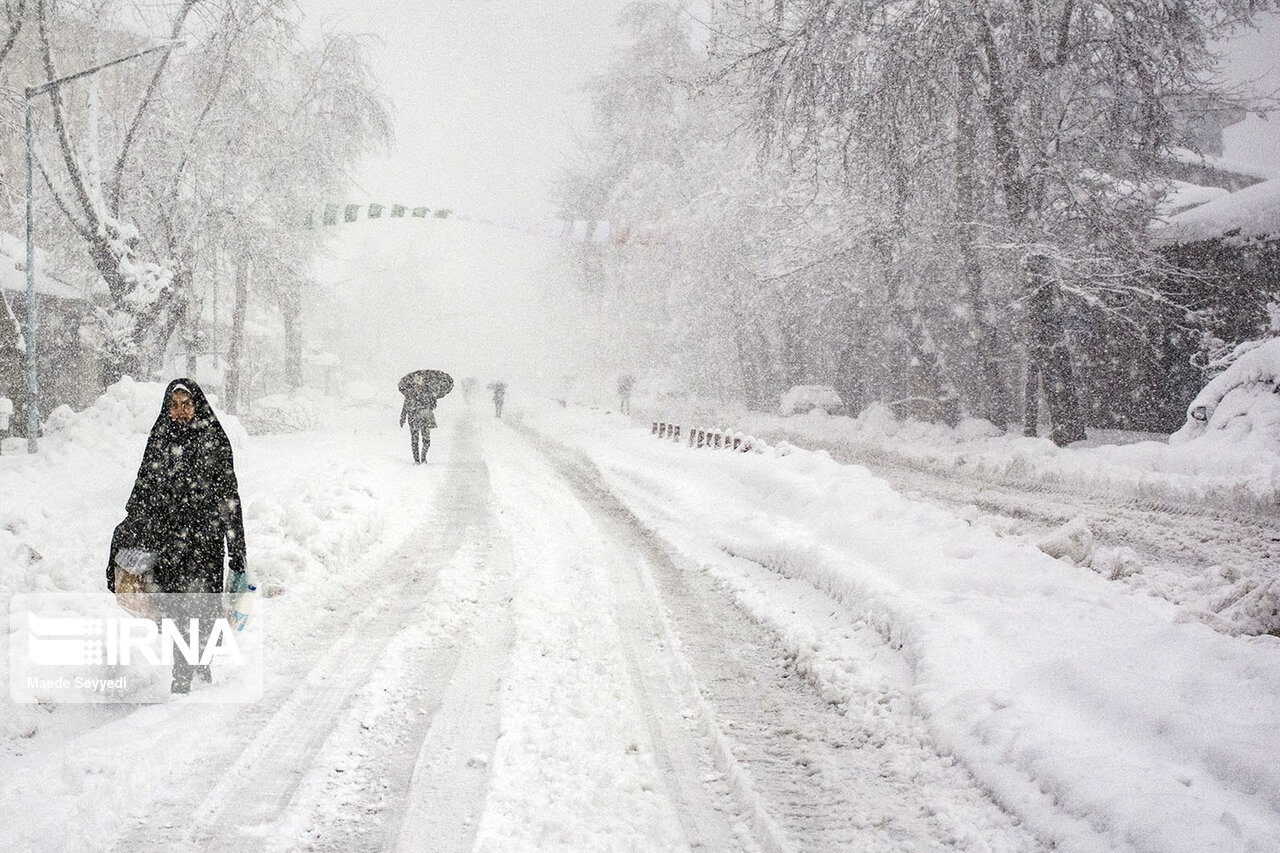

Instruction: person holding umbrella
[488,380,507,418]
[399,369,453,464]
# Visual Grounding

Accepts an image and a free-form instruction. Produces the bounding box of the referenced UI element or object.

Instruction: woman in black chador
[108,379,247,693]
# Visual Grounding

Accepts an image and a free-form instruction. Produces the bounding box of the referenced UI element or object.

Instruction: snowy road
[516,428,1046,852]
[4,391,1278,852]
[1,406,1040,852]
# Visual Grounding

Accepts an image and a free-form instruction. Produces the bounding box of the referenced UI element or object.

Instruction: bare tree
[706,0,1269,441]
[26,0,388,394]
[0,0,25,70]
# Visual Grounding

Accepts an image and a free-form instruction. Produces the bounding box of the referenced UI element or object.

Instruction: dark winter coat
[107,378,246,594]
[400,394,438,430]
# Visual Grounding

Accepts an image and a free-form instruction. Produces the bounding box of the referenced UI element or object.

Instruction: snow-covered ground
[1,382,1277,852]
[622,378,1280,640]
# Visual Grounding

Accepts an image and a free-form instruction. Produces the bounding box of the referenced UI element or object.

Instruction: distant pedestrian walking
[617,373,634,415]
[398,369,454,464]
[489,381,507,418]
[400,395,437,464]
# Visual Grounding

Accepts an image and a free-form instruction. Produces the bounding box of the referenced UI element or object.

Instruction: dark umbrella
[399,369,454,401]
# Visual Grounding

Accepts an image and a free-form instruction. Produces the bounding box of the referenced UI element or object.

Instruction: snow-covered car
[779,384,844,416]
[1172,337,1280,449]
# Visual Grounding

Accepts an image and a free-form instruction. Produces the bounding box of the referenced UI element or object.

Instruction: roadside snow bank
[1,379,183,601]
[528,400,1280,853]
[722,398,1280,510]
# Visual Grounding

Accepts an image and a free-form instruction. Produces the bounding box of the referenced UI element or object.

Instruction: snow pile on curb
[853,402,1006,443]
[1,376,244,458]
[1,379,172,602]
[243,468,384,601]
[1036,516,1095,564]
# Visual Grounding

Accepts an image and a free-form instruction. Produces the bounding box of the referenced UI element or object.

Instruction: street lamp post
[24,40,181,453]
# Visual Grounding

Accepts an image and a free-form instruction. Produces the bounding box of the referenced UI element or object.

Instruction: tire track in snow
[108,418,497,852]
[263,421,514,853]
[594,492,767,852]
[389,536,513,853]
[519,426,1048,853]
[479,422,751,852]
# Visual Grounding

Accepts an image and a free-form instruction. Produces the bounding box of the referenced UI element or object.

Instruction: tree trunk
[181,266,199,376]
[734,317,771,411]
[1024,254,1085,445]
[779,316,805,391]
[875,147,962,426]
[224,261,249,415]
[1022,352,1039,437]
[974,11,1085,441]
[874,232,961,426]
[833,337,866,416]
[0,0,25,71]
[955,47,1008,428]
[278,280,303,391]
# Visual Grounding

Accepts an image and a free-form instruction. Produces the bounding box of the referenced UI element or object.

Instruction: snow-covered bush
[31,377,247,451]
[1172,337,1280,451]
[850,402,1004,445]
[239,393,322,434]
[36,377,172,451]
[780,384,844,416]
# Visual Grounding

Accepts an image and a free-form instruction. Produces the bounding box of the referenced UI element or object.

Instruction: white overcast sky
[1218,13,1280,172]
[297,0,636,221]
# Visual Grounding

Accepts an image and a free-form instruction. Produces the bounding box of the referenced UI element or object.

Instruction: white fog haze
[313,221,580,394]
[294,0,638,400]
[299,0,633,218]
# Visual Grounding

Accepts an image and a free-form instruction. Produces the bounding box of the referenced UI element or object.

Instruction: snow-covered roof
[0,233,97,302]
[1159,180,1231,216]
[1168,146,1278,183]
[1153,177,1280,245]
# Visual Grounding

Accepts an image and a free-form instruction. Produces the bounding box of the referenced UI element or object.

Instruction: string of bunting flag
[302,203,660,245]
